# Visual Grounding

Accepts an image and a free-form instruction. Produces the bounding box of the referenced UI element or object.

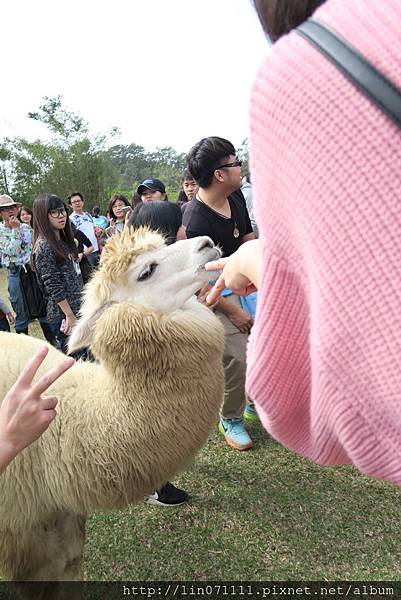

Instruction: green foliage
[28,95,88,144]
[107,143,186,194]
[238,137,249,175]
[0,96,187,207]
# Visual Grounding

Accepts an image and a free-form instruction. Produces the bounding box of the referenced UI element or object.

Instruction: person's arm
[233,189,255,245]
[205,239,262,305]
[0,296,11,315]
[185,227,208,239]
[83,245,94,257]
[0,346,74,475]
[242,232,256,243]
[57,300,76,335]
[0,296,15,325]
[216,296,253,333]
[76,231,94,261]
[197,284,253,333]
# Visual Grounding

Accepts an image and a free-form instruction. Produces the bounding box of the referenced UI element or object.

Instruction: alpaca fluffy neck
[60,299,225,512]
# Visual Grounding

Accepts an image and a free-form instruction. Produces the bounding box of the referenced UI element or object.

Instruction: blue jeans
[7,268,29,332]
[86,251,100,267]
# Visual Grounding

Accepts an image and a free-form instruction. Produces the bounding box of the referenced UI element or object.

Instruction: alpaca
[0,228,225,583]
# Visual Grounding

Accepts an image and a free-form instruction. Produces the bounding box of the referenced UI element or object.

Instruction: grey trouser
[216,294,252,420]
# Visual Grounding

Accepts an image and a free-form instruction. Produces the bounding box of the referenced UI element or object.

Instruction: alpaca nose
[196,237,214,252]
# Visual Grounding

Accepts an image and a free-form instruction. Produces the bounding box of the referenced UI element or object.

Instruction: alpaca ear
[68,304,112,353]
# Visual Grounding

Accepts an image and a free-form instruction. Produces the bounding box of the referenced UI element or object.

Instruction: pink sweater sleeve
[247,0,401,485]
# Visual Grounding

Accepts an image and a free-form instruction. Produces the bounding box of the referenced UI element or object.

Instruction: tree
[107,144,186,194]
[28,95,88,144]
[0,144,12,195]
[237,138,249,175]
[1,96,187,208]
[2,96,118,206]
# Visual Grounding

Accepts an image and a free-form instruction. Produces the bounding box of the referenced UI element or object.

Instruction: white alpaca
[0,228,224,583]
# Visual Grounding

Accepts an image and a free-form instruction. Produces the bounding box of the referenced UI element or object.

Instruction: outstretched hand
[0,346,75,474]
[204,240,261,306]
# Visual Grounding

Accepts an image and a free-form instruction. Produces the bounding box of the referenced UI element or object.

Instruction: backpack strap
[296,18,401,131]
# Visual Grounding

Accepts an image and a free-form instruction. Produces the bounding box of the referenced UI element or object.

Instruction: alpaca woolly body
[0,228,225,582]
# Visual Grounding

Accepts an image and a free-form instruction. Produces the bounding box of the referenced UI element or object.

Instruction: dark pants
[39,319,59,347]
[0,317,10,332]
[48,319,90,360]
[49,320,69,354]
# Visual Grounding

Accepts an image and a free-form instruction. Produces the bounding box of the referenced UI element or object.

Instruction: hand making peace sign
[0,346,75,474]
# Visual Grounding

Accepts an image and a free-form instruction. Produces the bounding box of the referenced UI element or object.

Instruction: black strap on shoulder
[297,18,401,131]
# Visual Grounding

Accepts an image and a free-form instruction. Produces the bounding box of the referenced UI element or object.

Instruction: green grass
[1,268,401,580]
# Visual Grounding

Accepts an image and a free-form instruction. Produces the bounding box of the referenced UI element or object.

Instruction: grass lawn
[1,267,400,580]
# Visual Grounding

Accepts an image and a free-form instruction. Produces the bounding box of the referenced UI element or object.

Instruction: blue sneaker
[218,419,253,451]
[244,406,260,421]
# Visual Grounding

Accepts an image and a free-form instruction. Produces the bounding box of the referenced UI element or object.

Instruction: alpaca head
[68,227,220,352]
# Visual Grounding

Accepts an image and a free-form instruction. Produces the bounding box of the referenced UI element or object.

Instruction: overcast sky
[1,0,269,153]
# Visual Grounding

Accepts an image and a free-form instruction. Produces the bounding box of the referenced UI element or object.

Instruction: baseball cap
[137,178,166,195]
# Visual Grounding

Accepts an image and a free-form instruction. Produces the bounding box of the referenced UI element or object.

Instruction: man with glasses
[184,137,256,451]
[0,195,32,335]
[68,192,99,267]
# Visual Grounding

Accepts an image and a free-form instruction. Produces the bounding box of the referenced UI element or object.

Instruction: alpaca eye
[137,263,157,282]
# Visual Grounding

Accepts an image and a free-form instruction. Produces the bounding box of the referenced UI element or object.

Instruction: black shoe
[145,482,189,507]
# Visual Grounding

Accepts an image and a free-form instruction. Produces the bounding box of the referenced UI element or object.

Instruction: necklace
[196,194,240,238]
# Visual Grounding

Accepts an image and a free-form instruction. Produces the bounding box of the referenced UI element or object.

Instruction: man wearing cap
[0,194,32,334]
[137,179,168,202]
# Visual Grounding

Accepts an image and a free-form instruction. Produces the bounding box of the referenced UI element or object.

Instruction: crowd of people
[1,0,400,521]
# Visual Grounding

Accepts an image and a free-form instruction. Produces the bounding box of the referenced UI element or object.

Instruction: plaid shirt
[0,222,32,268]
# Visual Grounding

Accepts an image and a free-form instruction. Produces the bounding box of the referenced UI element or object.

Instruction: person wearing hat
[0,195,32,334]
[137,179,168,203]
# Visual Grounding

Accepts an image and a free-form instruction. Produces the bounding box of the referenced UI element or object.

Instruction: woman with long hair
[32,194,83,353]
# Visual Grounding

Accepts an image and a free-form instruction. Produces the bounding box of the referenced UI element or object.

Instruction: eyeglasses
[215,160,242,170]
[49,208,67,218]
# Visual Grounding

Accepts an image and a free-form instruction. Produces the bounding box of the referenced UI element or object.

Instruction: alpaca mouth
[196,245,221,272]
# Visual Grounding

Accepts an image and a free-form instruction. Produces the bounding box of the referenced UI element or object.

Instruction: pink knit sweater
[247,0,401,485]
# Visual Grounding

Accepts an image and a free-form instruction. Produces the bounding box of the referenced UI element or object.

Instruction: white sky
[1,0,269,153]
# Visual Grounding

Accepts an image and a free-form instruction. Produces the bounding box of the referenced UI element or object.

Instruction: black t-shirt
[183,190,253,257]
